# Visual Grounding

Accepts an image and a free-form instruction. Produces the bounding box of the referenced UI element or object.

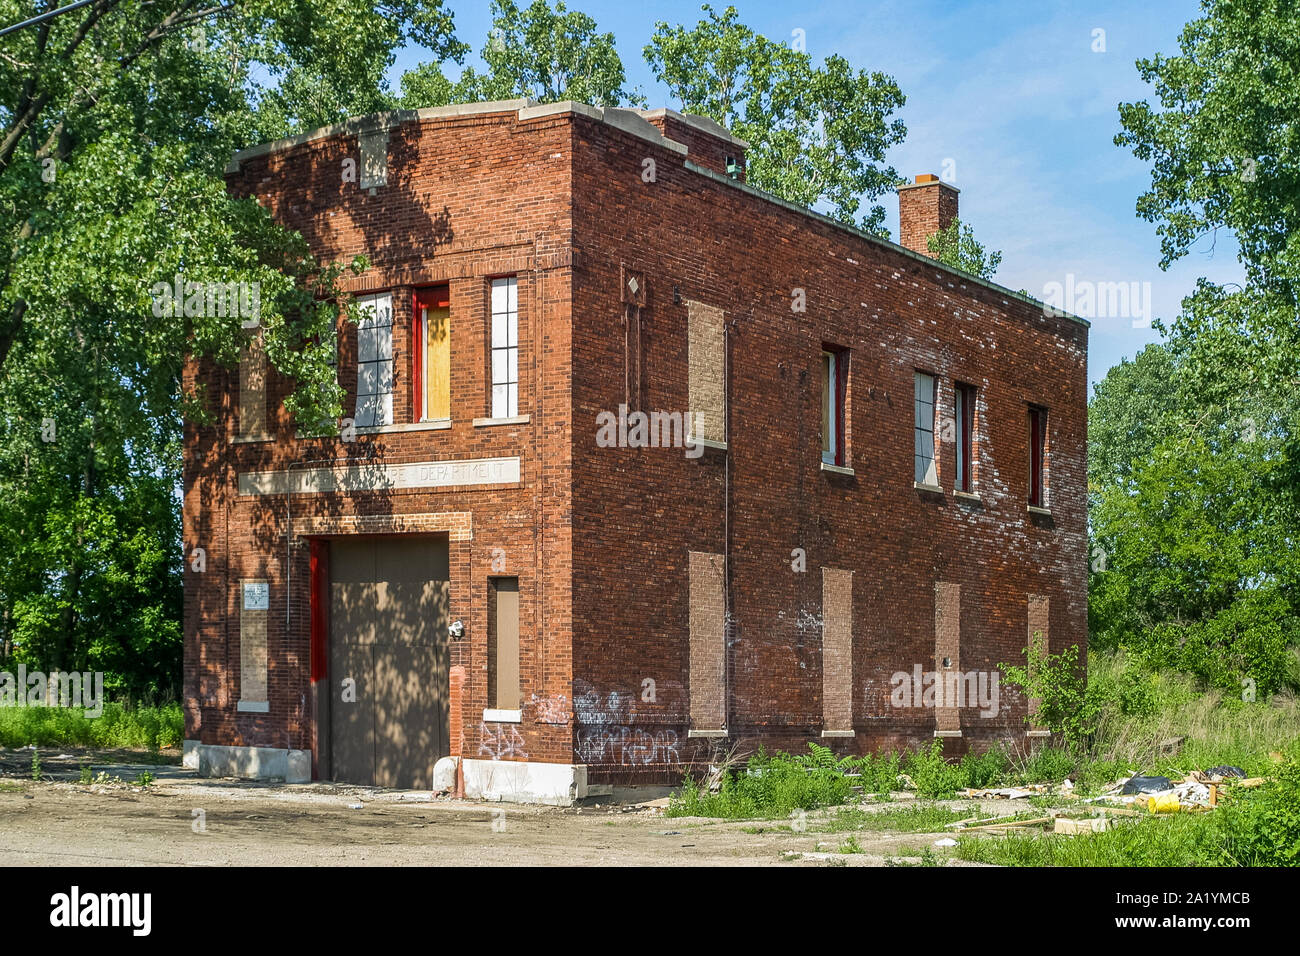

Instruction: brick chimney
[897,174,959,257]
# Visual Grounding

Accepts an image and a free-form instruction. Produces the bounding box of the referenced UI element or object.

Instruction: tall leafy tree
[925,218,1002,280]
[644,4,906,233]
[1099,0,1300,695]
[399,0,640,109]
[0,0,464,696]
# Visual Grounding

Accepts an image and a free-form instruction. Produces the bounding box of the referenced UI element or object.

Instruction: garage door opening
[324,535,450,789]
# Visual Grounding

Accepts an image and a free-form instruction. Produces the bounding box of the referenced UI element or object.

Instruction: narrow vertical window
[1029,405,1048,507]
[822,348,847,466]
[914,371,937,486]
[490,277,518,419]
[488,577,520,712]
[413,286,450,421]
[955,382,976,492]
[354,292,393,428]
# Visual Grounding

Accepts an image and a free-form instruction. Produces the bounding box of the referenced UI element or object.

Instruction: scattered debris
[1121,775,1172,795]
[1054,816,1112,835]
[960,785,1048,799]
[347,802,364,810]
[1204,765,1246,779]
[933,837,958,847]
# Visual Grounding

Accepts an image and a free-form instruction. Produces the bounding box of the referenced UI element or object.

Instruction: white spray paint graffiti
[527,693,572,723]
[572,679,685,767]
[478,722,528,761]
[576,726,682,766]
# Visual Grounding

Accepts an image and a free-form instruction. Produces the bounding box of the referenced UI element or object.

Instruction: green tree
[0,0,463,696]
[924,218,1002,280]
[1102,0,1300,694]
[399,0,639,109]
[644,4,906,234]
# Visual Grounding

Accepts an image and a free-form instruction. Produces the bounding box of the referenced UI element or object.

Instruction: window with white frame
[490,277,518,418]
[914,371,938,486]
[354,292,393,428]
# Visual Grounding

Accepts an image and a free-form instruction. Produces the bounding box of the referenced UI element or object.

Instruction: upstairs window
[413,286,451,421]
[354,292,393,428]
[955,382,976,492]
[821,348,847,466]
[914,371,937,486]
[490,277,518,419]
[1029,405,1049,507]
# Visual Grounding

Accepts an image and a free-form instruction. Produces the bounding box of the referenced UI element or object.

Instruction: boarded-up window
[490,278,518,418]
[822,569,853,733]
[488,578,520,711]
[689,551,726,731]
[355,292,393,427]
[414,286,450,421]
[915,371,937,485]
[934,582,960,734]
[688,301,725,444]
[239,580,269,712]
[238,333,267,438]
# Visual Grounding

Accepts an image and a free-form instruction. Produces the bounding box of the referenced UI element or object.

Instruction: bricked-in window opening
[821,347,848,466]
[1029,405,1049,507]
[490,277,519,418]
[354,292,394,427]
[687,300,726,445]
[487,577,520,711]
[914,371,938,486]
[238,330,268,439]
[413,285,451,422]
[238,580,269,713]
[955,382,976,492]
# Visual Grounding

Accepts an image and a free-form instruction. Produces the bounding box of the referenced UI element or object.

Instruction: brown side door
[329,536,449,789]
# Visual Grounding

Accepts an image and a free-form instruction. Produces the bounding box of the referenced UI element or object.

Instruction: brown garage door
[329,536,449,789]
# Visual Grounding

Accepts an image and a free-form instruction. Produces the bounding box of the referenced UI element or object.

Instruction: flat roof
[226,100,1088,330]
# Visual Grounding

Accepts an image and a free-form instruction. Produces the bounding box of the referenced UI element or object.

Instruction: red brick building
[182,100,1089,802]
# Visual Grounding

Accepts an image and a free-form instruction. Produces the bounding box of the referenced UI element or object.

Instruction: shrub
[906,740,966,798]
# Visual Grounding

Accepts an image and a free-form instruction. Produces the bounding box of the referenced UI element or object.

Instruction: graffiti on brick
[527,692,572,723]
[576,726,681,767]
[478,722,528,761]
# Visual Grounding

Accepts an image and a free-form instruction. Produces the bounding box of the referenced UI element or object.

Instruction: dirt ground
[0,747,997,866]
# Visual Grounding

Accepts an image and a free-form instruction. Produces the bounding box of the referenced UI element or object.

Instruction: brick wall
[184,105,577,770]
[568,109,1087,781]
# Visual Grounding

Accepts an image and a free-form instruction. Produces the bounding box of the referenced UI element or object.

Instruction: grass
[0,701,184,751]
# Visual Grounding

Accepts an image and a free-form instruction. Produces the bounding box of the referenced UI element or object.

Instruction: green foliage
[399,0,638,108]
[79,764,93,785]
[0,702,184,751]
[1216,751,1300,866]
[0,0,407,693]
[30,749,40,781]
[904,740,966,798]
[924,218,1002,280]
[666,748,853,819]
[134,770,155,788]
[644,4,906,233]
[960,746,1010,790]
[1001,634,1102,747]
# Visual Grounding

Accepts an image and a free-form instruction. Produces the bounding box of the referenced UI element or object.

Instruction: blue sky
[390,0,1244,390]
